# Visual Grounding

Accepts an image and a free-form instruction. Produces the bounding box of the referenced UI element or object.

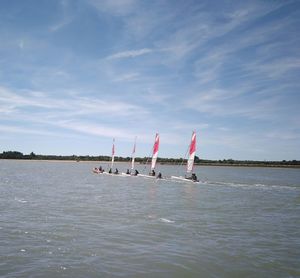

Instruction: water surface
[0,160,299,277]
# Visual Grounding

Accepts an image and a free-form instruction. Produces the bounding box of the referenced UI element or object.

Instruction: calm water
[0,160,300,277]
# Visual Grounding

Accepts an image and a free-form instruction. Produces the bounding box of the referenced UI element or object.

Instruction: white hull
[101,172,126,177]
[171,175,199,183]
[121,172,138,177]
[138,173,157,179]
[121,172,164,180]
[92,168,104,174]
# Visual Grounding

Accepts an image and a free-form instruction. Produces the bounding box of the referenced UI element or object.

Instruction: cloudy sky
[0,0,299,160]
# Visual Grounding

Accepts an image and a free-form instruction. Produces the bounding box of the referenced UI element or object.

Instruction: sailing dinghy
[138,133,161,179]
[92,167,102,173]
[121,137,139,176]
[171,131,199,183]
[103,138,121,175]
[93,139,115,174]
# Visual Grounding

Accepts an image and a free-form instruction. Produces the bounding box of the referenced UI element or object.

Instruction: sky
[0,0,300,160]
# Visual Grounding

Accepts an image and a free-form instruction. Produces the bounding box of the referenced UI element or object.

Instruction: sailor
[150,169,155,176]
[108,168,112,174]
[134,169,139,176]
[114,168,119,174]
[191,173,198,182]
[157,172,162,179]
[126,169,130,175]
[186,174,195,181]
[99,166,103,173]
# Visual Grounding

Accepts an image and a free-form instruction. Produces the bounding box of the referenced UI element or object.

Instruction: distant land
[1,151,299,168]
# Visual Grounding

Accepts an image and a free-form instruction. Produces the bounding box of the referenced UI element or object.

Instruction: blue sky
[0,0,299,160]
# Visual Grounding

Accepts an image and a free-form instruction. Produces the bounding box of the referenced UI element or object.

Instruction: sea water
[0,160,299,277]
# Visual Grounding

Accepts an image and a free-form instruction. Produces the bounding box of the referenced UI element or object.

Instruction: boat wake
[207,181,298,190]
[159,218,175,223]
[15,197,28,203]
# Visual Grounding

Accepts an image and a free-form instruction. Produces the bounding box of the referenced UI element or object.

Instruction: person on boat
[126,169,130,175]
[150,169,155,176]
[185,173,198,181]
[99,166,103,173]
[157,172,162,179]
[191,173,198,182]
[114,168,119,174]
[134,169,139,176]
[109,168,112,174]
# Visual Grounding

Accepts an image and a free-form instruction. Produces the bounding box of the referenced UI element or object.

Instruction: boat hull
[138,174,157,179]
[92,168,102,174]
[171,175,199,183]
[121,172,138,177]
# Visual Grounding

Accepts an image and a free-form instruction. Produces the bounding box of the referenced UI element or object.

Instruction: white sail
[131,138,136,170]
[187,131,196,173]
[151,133,160,170]
[111,138,115,169]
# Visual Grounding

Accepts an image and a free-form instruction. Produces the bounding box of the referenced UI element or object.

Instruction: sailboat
[122,137,139,176]
[171,131,199,182]
[111,138,115,169]
[130,137,136,173]
[92,167,101,173]
[106,138,120,174]
[93,138,117,174]
[139,133,160,179]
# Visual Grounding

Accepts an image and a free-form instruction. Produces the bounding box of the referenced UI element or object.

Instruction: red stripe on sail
[189,132,196,155]
[153,133,160,154]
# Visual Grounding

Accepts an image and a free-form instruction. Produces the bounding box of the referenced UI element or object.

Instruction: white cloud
[0,124,67,137]
[0,87,59,109]
[171,122,210,131]
[113,73,139,82]
[0,86,146,117]
[247,58,300,79]
[0,86,151,142]
[49,17,73,32]
[106,48,153,60]
[55,120,135,140]
[155,1,293,69]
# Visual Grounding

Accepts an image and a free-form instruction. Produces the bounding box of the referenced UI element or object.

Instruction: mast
[151,133,160,170]
[187,131,196,173]
[111,138,115,169]
[131,137,137,170]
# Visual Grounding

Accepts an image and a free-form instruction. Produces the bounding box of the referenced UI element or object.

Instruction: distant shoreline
[1,159,299,168]
[1,151,299,169]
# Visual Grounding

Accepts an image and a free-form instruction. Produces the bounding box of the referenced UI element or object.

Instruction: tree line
[0,151,299,167]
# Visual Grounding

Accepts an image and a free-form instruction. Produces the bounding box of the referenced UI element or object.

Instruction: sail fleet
[93,132,199,183]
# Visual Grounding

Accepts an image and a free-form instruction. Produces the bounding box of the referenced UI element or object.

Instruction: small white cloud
[49,17,73,32]
[106,48,153,60]
[113,73,139,82]
[171,122,209,131]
